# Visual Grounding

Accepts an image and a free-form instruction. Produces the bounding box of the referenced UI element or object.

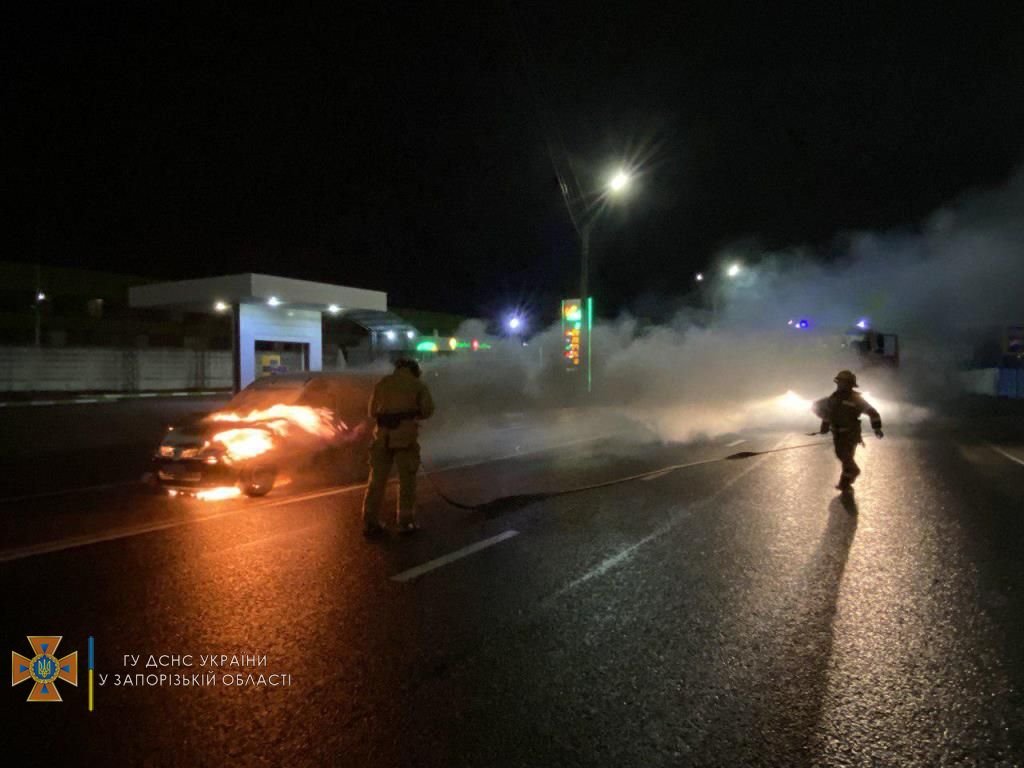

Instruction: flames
[211,428,276,460]
[206,404,344,461]
[195,486,243,502]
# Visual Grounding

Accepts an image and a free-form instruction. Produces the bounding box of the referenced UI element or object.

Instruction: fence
[0,347,232,393]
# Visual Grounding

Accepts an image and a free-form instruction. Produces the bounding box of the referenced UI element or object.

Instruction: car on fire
[151,372,376,498]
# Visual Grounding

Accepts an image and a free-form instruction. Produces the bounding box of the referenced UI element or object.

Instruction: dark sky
[6,2,1024,319]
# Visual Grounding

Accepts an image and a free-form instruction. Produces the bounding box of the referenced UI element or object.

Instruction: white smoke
[422,168,1024,448]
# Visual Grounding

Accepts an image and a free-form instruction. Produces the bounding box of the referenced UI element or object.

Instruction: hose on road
[420,437,831,513]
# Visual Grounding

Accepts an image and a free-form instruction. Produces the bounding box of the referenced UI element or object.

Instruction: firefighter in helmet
[812,370,883,493]
[361,357,435,536]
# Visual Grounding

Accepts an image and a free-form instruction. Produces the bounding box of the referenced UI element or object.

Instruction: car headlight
[200,443,229,465]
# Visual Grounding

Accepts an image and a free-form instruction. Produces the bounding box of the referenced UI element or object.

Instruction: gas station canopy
[129,273,386,314]
[129,273,388,390]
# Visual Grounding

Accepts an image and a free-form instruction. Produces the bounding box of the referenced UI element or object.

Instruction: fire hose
[419,435,832,513]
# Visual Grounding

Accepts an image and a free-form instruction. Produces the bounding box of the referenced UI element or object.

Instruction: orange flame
[207,404,342,460]
[212,427,276,460]
[196,486,243,502]
[208,404,338,439]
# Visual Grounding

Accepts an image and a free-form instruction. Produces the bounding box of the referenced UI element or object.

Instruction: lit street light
[608,170,631,194]
[727,263,742,278]
[507,316,522,331]
[695,272,704,282]
[576,166,634,392]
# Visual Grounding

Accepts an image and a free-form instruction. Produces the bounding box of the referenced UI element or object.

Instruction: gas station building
[129,273,398,391]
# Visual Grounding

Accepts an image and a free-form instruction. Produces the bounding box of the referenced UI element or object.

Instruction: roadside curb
[0,391,228,408]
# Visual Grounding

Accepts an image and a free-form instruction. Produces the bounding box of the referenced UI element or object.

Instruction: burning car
[152,372,376,498]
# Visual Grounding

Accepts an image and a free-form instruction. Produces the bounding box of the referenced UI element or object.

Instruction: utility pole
[33,263,43,347]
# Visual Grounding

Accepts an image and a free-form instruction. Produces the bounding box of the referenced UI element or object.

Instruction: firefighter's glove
[874,429,884,439]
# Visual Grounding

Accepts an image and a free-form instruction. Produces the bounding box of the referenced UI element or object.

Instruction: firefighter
[813,370,883,493]
[361,357,435,536]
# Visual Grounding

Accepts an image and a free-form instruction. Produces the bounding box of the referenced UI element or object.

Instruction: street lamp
[726,263,742,278]
[33,291,47,347]
[695,272,704,282]
[608,170,631,194]
[507,315,522,331]
[576,167,633,392]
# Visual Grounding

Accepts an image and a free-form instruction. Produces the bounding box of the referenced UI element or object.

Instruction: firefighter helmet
[834,369,858,387]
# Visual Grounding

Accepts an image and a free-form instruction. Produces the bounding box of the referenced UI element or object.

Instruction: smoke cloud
[422,168,1024,452]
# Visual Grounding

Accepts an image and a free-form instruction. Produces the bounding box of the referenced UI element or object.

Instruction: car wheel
[240,466,277,497]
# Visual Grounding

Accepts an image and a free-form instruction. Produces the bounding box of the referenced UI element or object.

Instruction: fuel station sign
[562,299,582,370]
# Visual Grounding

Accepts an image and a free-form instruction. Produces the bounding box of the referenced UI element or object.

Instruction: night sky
[6,3,1024,319]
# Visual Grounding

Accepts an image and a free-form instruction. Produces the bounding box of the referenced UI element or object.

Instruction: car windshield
[221,378,308,413]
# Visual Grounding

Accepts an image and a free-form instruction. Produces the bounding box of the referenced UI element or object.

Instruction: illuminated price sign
[562,298,583,370]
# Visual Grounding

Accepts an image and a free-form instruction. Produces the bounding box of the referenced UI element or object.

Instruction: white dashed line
[725,438,747,447]
[0,434,615,562]
[988,443,1024,468]
[558,433,793,596]
[391,530,520,582]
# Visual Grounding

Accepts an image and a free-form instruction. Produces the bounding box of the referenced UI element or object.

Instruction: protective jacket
[368,368,435,449]
[813,390,881,441]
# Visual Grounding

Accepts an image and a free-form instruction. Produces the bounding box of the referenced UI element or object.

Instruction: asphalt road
[3,398,1024,766]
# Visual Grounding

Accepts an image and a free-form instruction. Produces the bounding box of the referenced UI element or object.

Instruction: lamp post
[576,168,631,393]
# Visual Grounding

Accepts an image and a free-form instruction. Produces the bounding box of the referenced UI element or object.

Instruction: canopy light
[267,296,281,307]
[327,304,341,314]
[214,301,229,312]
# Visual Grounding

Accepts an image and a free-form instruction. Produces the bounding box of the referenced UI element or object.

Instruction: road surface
[3,398,1023,766]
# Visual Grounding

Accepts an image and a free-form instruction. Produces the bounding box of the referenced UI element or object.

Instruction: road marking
[0,482,371,563]
[391,530,519,582]
[0,433,616,562]
[641,468,676,482]
[557,433,793,597]
[725,438,747,447]
[988,443,1024,468]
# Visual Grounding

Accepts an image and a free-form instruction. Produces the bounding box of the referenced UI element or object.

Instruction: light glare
[609,170,630,193]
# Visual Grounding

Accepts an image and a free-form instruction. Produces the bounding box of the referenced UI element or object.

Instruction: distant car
[151,372,376,497]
